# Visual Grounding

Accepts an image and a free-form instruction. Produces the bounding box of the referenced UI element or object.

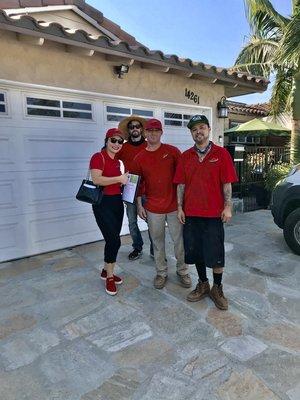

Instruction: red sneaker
[105,277,117,296]
[100,269,123,285]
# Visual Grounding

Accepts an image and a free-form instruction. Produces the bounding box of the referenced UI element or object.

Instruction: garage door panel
[0,216,31,262]
[28,211,99,249]
[162,135,194,150]
[0,133,18,171]
[0,179,17,210]
[24,135,99,165]
[0,170,93,218]
[28,174,80,208]
[0,222,18,252]
[20,119,99,132]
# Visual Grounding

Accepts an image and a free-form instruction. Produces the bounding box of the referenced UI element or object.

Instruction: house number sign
[185,88,200,104]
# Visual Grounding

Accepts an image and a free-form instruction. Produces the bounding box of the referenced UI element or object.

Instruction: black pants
[92,195,124,263]
[183,216,225,268]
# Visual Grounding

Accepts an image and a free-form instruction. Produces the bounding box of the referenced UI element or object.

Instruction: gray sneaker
[187,281,210,302]
[176,273,192,288]
[154,275,167,289]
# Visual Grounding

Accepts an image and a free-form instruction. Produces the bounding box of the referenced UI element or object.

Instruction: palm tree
[233,0,300,163]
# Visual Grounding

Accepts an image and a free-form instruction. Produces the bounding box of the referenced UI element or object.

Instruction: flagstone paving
[0,210,299,399]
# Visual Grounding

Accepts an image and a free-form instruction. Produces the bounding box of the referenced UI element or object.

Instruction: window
[26,97,93,120]
[0,92,7,114]
[106,104,154,122]
[231,134,260,144]
[164,111,210,127]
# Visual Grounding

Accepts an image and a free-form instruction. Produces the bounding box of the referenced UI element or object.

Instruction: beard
[130,130,141,137]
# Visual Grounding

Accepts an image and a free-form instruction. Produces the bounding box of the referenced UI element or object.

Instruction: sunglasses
[128,124,142,129]
[109,137,124,144]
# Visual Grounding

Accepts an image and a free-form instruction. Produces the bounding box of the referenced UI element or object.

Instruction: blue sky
[89,0,291,104]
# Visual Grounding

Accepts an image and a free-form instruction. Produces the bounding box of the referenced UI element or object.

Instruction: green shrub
[265,163,291,191]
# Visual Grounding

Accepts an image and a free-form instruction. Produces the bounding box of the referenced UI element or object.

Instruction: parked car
[271,164,300,255]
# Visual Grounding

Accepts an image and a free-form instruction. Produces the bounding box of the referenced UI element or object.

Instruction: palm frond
[244,0,289,38]
[269,69,293,115]
[233,36,278,77]
[275,9,300,69]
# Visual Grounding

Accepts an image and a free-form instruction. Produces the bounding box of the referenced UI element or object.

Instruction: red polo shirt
[133,144,181,213]
[117,141,147,172]
[174,144,238,217]
[90,150,122,195]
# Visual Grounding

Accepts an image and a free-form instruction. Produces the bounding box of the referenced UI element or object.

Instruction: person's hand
[119,172,129,185]
[221,205,232,223]
[177,207,185,224]
[137,204,147,220]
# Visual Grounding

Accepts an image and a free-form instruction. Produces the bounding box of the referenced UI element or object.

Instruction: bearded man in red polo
[174,115,238,310]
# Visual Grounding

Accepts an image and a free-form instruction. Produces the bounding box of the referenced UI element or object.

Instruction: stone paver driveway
[0,210,299,400]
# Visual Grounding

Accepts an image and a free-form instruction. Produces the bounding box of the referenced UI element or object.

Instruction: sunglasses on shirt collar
[109,137,124,144]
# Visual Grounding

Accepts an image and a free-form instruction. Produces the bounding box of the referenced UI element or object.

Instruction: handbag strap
[87,152,105,181]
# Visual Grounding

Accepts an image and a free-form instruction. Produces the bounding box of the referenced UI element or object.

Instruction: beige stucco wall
[0,29,226,140]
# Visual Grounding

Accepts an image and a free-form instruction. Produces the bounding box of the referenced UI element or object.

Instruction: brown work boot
[210,284,228,310]
[186,281,210,302]
[176,273,192,288]
[154,275,167,289]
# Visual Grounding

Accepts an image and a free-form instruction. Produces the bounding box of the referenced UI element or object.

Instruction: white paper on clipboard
[122,174,140,203]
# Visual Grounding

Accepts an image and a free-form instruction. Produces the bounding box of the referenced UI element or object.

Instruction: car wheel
[283,208,300,255]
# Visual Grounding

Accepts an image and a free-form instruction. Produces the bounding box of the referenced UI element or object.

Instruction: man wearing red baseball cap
[133,119,191,289]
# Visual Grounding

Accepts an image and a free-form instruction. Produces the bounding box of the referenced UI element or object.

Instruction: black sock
[195,263,208,283]
[213,272,223,286]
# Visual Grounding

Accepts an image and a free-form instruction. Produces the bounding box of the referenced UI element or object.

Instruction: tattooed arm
[177,184,186,224]
[221,183,232,223]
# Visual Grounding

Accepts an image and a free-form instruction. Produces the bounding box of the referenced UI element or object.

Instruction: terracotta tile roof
[228,101,270,116]
[0,1,269,96]
[0,0,142,45]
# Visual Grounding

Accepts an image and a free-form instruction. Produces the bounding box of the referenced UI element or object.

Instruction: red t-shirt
[89,150,122,195]
[117,141,147,172]
[133,143,181,213]
[173,144,238,217]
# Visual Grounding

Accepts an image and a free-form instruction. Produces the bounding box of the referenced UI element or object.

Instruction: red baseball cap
[105,128,125,139]
[145,118,162,131]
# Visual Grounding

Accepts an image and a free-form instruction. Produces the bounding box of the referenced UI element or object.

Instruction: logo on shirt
[209,158,219,163]
[163,153,169,159]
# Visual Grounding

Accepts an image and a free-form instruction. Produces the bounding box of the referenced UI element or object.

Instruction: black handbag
[76,155,104,205]
[76,179,103,205]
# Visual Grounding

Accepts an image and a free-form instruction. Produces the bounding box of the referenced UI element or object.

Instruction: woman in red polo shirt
[90,128,128,296]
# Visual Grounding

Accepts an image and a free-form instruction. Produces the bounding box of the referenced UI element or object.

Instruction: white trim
[4,5,120,42]
[4,6,75,14]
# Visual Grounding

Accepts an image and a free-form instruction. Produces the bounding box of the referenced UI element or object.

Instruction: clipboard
[122,174,140,203]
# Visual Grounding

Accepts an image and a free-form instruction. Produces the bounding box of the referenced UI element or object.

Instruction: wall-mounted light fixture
[217,96,229,118]
[114,64,130,79]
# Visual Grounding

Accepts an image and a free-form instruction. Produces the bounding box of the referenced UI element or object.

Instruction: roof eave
[0,11,269,96]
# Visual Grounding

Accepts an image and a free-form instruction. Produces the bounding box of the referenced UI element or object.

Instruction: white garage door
[0,84,211,262]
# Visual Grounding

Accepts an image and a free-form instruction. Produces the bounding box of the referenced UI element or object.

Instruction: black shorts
[183,216,225,268]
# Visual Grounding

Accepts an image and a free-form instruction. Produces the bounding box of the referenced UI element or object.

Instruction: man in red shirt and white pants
[134,119,191,289]
[174,115,238,310]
